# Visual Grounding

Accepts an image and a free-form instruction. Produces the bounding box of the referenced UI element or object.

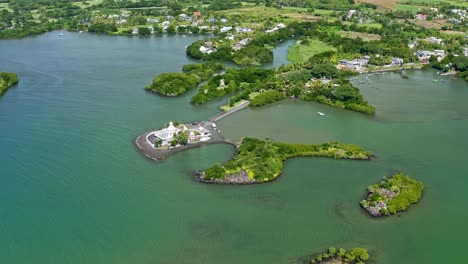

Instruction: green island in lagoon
[361,173,424,217]
[307,247,370,264]
[0,71,18,95]
[1,0,467,263]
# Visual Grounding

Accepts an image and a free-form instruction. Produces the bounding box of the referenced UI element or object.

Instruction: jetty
[134,101,249,160]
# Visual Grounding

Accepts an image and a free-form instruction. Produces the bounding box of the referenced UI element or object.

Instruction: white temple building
[152,122,180,144]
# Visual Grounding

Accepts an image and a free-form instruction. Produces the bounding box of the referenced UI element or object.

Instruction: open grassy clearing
[342,21,382,29]
[410,18,448,29]
[215,6,320,22]
[287,39,337,64]
[338,31,381,41]
[355,0,398,9]
[400,0,468,8]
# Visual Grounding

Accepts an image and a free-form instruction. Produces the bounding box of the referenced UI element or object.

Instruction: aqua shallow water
[0,31,467,264]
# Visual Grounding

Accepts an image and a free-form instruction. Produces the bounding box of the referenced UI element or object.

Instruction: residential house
[193,11,202,17]
[433,49,446,57]
[416,14,427,20]
[416,50,434,61]
[220,26,233,33]
[391,58,404,65]
[207,17,217,23]
[232,38,251,51]
[236,27,253,33]
[338,59,368,70]
[220,18,228,23]
[426,37,443,45]
[348,10,357,19]
[132,28,139,35]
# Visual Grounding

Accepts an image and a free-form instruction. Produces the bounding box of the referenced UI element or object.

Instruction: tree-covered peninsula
[190,64,375,115]
[145,62,223,96]
[360,173,424,217]
[196,137,371,184]
[0,72,19,96]
[307,247,370,264]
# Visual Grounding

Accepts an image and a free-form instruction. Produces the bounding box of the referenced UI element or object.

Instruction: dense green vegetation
[186,39,273,66]
[191,67,277,104]
[203,137,371,182]
[250,90,286,107]
[145,62,224,96]
[0,71,19,95]
[426,54,468,82]
[279,63,375,114]
[309,247,370,264]
[361,173,424,216]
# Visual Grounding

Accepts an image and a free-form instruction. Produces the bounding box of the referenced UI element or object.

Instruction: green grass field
[215,6,320,22]
[287,39,337,64]
[338,31,381,41]
[342,21,382,29]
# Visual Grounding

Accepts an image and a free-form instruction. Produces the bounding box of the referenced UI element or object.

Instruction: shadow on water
[248,192,287,210]
[188,217,250,250]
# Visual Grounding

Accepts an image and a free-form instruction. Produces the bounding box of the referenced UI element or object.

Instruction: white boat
[317,112,325,116]
[59,33,63,36]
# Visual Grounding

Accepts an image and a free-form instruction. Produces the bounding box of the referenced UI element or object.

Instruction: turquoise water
[0,31,467,263]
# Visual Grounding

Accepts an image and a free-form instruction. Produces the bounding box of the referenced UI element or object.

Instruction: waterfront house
[416,50,434,61]
[132,28,139,35]
[338,58,368,70]
[391,58,404,65]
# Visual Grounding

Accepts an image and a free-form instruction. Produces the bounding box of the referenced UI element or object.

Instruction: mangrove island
[306,247,370,264]
[360,173,424,217]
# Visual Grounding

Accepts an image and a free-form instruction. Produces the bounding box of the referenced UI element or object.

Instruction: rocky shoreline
[194,169,261,185]
[360,173,424,217]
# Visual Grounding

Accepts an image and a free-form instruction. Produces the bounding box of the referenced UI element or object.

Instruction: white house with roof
[220,26,233,33]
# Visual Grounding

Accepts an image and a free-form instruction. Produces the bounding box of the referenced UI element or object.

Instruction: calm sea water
[0,31,467,264]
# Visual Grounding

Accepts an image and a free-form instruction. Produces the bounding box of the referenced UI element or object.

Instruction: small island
[145,62,224,96]
[196,137,371,184]
[360,173,424,217]
[307,247,370,264]
[0,71,19,96]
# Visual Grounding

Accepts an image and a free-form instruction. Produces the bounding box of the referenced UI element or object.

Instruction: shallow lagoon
[0,31,467,264]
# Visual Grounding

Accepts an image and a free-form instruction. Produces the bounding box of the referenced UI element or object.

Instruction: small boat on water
[317,112,325,116]
[59,33,63,36]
